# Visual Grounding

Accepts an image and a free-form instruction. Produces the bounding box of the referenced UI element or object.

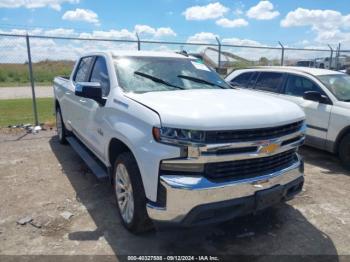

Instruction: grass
[0,98,55,127]
[0,60,74,87]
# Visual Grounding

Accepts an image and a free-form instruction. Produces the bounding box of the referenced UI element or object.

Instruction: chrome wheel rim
[115,163,134,224]
[56,110,62,140]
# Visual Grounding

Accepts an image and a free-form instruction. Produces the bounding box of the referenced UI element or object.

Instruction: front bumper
[146,159,304,225]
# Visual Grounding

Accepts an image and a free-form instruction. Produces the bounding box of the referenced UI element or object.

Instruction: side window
[230,72,253,88]
[255,72,284,93]
[249,72,259,87]
[90,56,110,97]
[285,75,323,97]
[74,57,94,82]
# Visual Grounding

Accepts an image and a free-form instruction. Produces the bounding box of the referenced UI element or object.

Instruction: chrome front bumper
[147,159,304,224]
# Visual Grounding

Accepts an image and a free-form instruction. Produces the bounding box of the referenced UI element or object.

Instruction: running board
[66,136,109,180]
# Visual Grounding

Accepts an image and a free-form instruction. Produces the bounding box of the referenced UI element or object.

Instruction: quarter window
[285,75,322,97]
[255,72,284,93]
[74,56,94,82]
[90,56,110,96]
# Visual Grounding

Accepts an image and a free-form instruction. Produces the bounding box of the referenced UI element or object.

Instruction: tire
[56,107,67,144]
[113,152,153,233]
[339,133,350,170]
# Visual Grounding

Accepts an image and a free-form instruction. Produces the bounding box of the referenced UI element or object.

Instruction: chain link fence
[0,32,350,127]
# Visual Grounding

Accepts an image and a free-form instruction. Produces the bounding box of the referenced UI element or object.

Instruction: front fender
[103,98,180,202]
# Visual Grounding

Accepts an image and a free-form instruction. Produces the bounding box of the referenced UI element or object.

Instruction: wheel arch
[334,126,350,154]
[108,137,133,169]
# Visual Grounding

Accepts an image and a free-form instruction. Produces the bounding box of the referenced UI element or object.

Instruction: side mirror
[303,91,331,104]
[75,82,105,105]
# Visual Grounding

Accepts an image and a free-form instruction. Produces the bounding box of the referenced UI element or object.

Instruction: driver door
[75,56,111,160]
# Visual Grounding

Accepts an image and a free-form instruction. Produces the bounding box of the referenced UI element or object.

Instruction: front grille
[205,121,303,143]
[204,149,297,180]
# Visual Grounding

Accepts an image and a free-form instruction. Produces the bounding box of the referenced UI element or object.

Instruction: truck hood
[126,89,305,130]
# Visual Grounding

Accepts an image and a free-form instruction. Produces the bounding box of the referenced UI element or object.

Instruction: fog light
[188,146,200,158]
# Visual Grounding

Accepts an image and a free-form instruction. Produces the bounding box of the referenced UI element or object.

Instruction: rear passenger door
[280,74,332,149]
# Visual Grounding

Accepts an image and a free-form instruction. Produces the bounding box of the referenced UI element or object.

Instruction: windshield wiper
[177,74,228,89]
[134,71,185,90]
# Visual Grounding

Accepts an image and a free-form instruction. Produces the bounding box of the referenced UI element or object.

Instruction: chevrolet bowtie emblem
[259,142,280,154]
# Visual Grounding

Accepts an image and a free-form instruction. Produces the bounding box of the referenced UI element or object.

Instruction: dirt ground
[0,129,350,261]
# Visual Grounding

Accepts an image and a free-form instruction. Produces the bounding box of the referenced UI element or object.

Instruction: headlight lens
[153,127,205,145]
[301,120,307,133]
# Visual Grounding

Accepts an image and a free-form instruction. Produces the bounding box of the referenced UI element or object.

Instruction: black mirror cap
[303,91,332,104]
[303,91,322,102]
[75,82,105,105]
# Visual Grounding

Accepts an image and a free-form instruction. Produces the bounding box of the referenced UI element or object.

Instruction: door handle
[79,99,86,103]
[65,91,71,95]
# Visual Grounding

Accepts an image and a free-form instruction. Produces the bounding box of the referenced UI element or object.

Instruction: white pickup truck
[54,51,306,233]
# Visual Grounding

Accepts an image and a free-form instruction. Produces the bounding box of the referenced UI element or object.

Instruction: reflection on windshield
[318,74,350,101]
[114,56,230,93]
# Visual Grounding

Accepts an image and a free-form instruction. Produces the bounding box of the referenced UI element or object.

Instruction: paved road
[0,86,53,100]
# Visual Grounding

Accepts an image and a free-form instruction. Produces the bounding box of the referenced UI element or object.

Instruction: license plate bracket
[255,185,284,210]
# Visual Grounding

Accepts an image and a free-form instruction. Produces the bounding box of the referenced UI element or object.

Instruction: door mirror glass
[75,82,105,104]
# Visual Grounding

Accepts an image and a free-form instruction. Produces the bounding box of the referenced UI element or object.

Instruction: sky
[1,0,350,62]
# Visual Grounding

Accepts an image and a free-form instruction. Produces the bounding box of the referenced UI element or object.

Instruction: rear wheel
[113,152,152,233]
[56,107,67,144]
[339,133,350,170]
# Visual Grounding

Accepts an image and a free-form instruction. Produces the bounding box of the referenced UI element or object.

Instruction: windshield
[114,56,230,93]
[318,74,350,101]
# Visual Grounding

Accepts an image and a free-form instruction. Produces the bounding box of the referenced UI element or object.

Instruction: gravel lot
[0,130,349,261]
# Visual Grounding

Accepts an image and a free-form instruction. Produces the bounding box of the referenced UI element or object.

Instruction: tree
[259,57,269,66]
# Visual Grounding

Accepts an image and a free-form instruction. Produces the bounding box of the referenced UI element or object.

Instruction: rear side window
[284,74,323,97]
[230,72,253,88]
[74,56,94,82]
[90,56,110,96]
[255,72,284,93]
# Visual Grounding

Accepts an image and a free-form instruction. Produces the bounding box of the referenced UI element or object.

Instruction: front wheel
[113,152,152,233]
[339,133,350,170]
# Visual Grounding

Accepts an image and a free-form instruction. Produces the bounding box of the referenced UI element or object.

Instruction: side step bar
[66,136,109,180]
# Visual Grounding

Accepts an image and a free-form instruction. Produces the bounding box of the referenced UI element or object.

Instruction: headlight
[301,120,307,134]
[152,127,205,145]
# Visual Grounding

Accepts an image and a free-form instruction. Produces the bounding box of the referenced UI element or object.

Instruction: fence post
[25,34,39,126]
[328,44,333,69]
[335,43,340,71]
[278,41,284,66]
[136,33,141,51]
[215,37,221,72]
